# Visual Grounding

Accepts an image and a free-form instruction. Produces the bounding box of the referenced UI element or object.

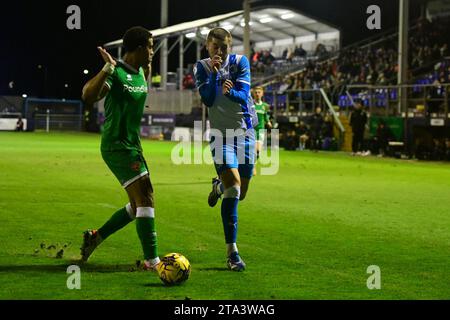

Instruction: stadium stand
[255,15,450,158]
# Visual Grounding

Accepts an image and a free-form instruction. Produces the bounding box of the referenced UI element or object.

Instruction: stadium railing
[96,89,195,116]
[23,98,83,132]
[343,83,450,118]
[34,113,83,132]
[263,88,346,149]
[146,89,194,114]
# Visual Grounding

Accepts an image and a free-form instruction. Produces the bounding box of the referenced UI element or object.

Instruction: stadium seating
[259,16,450,109]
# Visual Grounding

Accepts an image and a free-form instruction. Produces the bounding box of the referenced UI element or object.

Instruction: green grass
[0,131,449,300]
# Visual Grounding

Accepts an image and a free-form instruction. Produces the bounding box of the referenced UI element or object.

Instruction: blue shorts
[210,130,255,179]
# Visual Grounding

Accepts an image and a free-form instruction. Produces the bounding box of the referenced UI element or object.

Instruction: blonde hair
[207,27,232,42]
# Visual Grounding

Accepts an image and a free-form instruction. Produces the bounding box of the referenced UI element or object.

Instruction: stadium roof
[104,6,340,49]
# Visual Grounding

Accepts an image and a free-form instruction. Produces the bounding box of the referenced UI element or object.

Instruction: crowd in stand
[281,106,337,152]
[265,16,450,105]
[250,43,331,77]
[251,49,276,73]
[410,17,449,70]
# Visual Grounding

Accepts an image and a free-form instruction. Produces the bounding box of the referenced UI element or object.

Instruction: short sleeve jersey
[101,62,148,152]
[254,101,270,131]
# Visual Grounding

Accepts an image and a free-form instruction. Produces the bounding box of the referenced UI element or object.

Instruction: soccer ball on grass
[156,253,191,286]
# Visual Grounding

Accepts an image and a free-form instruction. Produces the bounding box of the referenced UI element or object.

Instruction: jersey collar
[116,59,140,74]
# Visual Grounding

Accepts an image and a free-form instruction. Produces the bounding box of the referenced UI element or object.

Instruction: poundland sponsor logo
[123,84,147,93]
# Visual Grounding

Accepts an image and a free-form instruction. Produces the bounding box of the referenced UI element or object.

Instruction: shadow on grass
[197,267,229,272]
[0,262,140,273]
[154,181,210,187]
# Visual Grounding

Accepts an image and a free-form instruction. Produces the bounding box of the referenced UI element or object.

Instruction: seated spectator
[371,120,392,157]
[284,130,299,151]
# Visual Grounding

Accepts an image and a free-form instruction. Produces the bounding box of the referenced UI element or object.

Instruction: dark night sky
[0,0,426,99]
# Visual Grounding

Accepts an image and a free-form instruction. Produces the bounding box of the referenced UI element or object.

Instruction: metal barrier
[344,84,450,118]
[34,114,83,132]
[264,89,324,117]
[146,89,195,114]
[97,89,197,115]
[264,88,343,119]
[264,88,345,149]
[319,88,345,133]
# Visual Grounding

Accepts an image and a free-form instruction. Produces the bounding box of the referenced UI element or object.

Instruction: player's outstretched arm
[82,47,116,104]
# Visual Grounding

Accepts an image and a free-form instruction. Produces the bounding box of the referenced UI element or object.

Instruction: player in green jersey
[80,26,160,270]
[252,86,272,175]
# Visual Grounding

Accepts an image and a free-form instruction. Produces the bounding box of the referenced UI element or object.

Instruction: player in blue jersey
[194,27,257,271]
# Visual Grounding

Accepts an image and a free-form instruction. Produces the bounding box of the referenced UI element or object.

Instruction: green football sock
[136,216,158,260]
[98,207,133,240]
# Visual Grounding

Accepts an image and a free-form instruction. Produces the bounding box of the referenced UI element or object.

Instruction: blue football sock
[221,186,240,244]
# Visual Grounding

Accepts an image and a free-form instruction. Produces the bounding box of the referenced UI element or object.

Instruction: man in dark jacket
[309,106,324,152]
[373,120,392,156]
[350,100,368,155]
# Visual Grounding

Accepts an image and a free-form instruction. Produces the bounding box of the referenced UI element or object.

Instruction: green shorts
[255,129,265,143]
[101,149,148,188]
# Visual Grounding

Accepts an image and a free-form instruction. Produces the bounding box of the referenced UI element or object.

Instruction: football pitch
[0,132,449,300]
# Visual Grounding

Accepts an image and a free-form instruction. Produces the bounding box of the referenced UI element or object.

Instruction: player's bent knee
[135,192,154,208]
[223,185,241,199]
[239,179,250,201]
[127,176,155,208]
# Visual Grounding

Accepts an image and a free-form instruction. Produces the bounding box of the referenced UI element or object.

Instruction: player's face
[207,37,231,62]
[254,89,263,100]
[139,37,154,66]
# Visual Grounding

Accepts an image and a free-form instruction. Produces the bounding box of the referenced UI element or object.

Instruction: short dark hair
[207,27,232,42]
[123,26,152,52]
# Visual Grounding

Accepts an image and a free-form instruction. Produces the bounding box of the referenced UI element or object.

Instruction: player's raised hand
[97,47,117,66]
[222,79,234,95]
[210,55,222,73]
